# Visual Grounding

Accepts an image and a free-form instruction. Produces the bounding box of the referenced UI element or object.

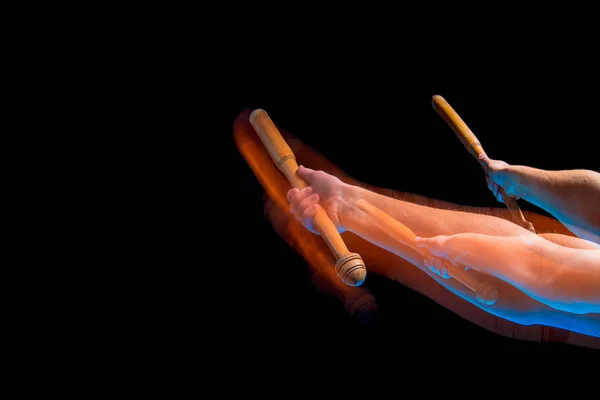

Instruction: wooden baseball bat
[249,109,367,286]
[431,95,536,233]
[355,199,498,305]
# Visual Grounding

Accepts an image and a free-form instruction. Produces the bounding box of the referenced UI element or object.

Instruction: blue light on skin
[523,194,600,245]
[440,276,600,339]
[391,250,600,339]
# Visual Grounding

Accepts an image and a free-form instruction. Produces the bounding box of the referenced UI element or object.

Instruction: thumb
[415,235,452,258]
[478,153,492,174]
[297,165,316,182]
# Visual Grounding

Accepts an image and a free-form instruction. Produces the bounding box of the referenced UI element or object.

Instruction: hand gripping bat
[249,109,367,286]
[432,95,535,233]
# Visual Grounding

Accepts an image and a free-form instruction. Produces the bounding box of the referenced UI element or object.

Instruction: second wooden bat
[432,95,536,233]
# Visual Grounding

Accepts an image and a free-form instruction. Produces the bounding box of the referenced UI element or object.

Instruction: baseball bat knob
[335,252,367,286]
[476,282,499,305]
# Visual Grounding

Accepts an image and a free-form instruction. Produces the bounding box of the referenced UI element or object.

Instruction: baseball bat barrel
[249,109,367,286]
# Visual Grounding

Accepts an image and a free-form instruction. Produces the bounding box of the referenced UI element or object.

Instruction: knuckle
[437,236,449,246]
[302,205,316,219]
[286,189,296,201]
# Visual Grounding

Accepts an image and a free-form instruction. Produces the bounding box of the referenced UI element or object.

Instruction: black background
[222,58,599,354]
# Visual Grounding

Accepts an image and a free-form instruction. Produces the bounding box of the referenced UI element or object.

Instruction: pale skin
[480,153,600,244]
[288,166,600,317]
[233,108,600,347]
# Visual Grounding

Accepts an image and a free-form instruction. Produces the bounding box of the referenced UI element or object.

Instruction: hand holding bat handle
[249,109,367,286]
[356,199,498,305]
[432,95,535,233]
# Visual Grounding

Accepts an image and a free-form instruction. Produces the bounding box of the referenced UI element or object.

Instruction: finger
[423,257,437,275]
[297,165,316,183]
[492,183,505,204]
[429,258,441,276]
[288,188,314,217]
[491,182,499,198]
[441,258,469,279]
[438,259,450,279]
[289,201,300,220]
[478,153,492,174]
[302,204,319,233]
[298,193,320,214]
[422,235,498,277]
[297,187,314,200]
[288,187,314,205]
[429,263,439,276]
[424,257,450,279]
[500,189,520,201]
[433,258,450,279]
[286,188,300,202]
[415,236,450,258]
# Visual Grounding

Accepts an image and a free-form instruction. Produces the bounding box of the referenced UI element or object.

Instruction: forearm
[548,248,600,313]
[340,183,535,238]
[339,183,600,314]
[236,111,600,345]
[339,193,498,309]
[338,185,539,316]
[339,196,600,338]
[491,237,600,314]
[509,167,600,241]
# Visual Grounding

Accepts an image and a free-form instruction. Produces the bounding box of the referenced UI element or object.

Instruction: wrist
[502,166,527,199]
[337,182,362,232]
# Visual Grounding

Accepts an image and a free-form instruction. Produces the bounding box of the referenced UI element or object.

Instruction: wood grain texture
[250,109,367,286]
[432,95,535,233]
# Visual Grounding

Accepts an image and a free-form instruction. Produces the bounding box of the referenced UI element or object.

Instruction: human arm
[287,166,600,338]
[414,233,600,314]
[480,154,600,244]
[234,108,600,346]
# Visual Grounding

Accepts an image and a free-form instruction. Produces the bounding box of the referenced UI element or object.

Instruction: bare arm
[414,233,600,314]
[338,183,600,313]
[512,167,600,242]
[292,167,600,337]
[340,182,537,239]
[482,155,600,243]
[234,109,600,347]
